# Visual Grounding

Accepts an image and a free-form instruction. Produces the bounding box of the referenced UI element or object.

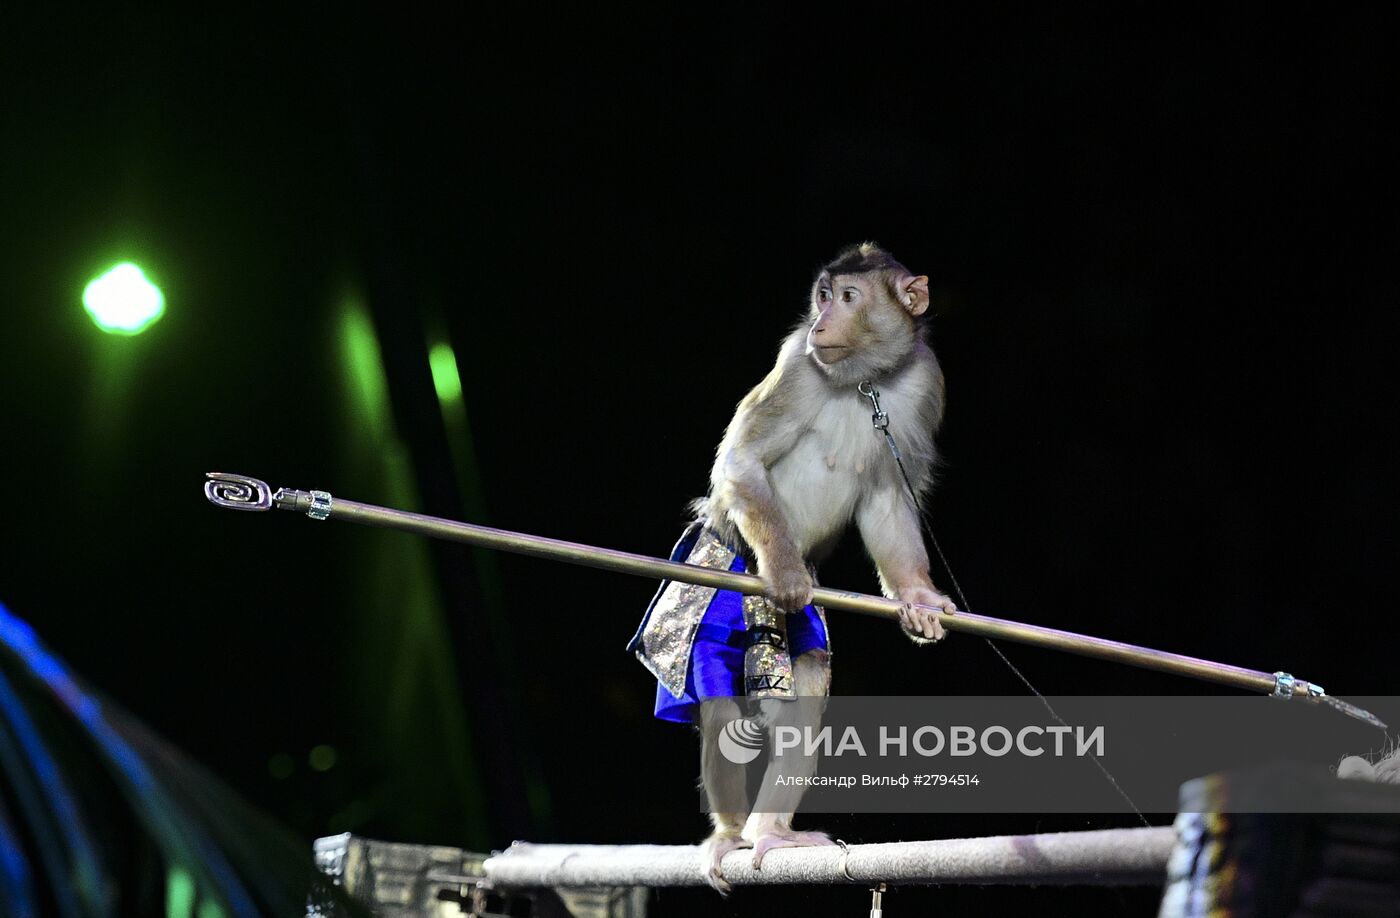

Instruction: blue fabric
[630,526,829,725]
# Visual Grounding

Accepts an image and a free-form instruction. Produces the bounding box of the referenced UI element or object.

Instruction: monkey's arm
[708,341,816,610]
[856,484,956,641]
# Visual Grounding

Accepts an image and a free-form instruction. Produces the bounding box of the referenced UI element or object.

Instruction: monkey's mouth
[813,344,850,361]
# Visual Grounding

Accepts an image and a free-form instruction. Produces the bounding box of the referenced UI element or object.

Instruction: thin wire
[861,382,1152,828]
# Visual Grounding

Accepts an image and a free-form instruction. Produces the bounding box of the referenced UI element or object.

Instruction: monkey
[628,242,955,892]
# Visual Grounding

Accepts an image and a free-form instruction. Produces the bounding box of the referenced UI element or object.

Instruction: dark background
[3,7,1397,914]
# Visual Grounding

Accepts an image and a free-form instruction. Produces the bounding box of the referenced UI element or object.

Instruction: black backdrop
[3,7,1397,914]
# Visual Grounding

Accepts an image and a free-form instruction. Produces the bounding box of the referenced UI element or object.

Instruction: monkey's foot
[700,834,751,894]
[749,829,836,869]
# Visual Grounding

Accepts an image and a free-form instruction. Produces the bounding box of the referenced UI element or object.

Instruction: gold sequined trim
[742,594,794,700]
[636,529,735,699]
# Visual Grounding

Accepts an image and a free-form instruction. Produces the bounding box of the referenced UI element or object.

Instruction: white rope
[483,827,1174,889]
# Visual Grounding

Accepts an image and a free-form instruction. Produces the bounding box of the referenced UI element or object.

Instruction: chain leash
[857,380,1150,826]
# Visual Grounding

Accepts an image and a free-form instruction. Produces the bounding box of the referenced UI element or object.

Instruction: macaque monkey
[629,242,955,892]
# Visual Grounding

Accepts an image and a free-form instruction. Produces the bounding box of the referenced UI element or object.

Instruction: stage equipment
[310,827,1173,916]
[203,472,1383,727]
[312,773,1400,916]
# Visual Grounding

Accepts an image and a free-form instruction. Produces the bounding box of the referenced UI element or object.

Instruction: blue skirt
[629,524,829,724]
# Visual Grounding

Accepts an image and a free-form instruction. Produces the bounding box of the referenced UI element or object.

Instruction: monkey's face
[807,273,864,365]
[806,273,903,363]
[805,269,930,384]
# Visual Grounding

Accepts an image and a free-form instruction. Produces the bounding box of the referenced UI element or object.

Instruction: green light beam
[428,341,463,405]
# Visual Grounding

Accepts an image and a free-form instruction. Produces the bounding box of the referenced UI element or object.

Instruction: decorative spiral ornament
[204,473,273,511]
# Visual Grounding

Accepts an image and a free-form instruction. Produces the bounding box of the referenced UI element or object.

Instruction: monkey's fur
[691,243,955,891]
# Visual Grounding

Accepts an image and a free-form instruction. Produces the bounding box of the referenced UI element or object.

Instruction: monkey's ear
[899,275,931,316]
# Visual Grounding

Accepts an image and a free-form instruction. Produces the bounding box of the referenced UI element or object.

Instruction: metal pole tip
[1322,695,1389,731]
[204,473,273,511]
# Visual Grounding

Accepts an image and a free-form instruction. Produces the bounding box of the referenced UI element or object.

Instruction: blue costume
[628,521,830,724]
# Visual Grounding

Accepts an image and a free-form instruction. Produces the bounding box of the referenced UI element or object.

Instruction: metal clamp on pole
[1271,671,1325,700]
[307,490,333,521]
[1272,671,1298,699]
[1271,670,1384,729]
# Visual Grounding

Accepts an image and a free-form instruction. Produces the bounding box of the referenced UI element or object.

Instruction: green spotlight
[340,302,393,436]
[309,744,338,772]
[83,262,165,335]
[428,341,463,404]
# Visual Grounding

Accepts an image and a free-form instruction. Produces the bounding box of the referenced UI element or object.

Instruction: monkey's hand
[759,558,814,612]
[897,585,955,643]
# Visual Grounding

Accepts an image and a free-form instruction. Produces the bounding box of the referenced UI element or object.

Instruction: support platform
[312,767,1400,916]
[484,827,1174,888]
[311,827,1173,917]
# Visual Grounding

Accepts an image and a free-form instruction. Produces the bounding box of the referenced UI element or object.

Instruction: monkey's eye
[841,289,857,303]
[818,288,832,302]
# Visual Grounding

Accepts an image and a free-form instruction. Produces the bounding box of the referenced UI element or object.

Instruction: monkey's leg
[744,649,838,868]
[699,696,751,893]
